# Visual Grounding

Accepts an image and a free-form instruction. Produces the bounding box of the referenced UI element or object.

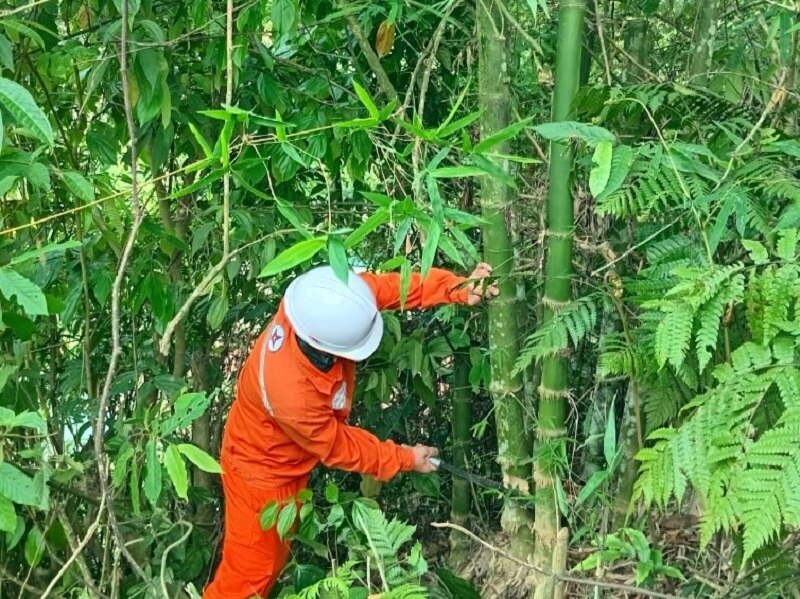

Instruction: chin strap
[296,335,336,372]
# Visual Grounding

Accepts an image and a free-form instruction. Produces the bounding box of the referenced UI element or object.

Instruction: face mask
[296,335,336,372]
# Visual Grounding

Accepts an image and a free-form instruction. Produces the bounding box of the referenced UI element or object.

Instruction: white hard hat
[284,265,383,361]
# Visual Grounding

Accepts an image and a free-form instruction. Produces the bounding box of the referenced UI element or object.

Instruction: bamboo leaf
[189,122,214,158]
[0,268,47,316]
[327,236,349,283]
[473,118,532,153]
[258,237,327,278]
[344,208,389,249]
[353,80,380,119]
[429,165,486,178]
[421,221,441,276]
[164,445,188,500]
[0,77,53,145]
[177,443,222,473]
[575,470,608,506]
[400,257,411,309]
[589,141,613,197]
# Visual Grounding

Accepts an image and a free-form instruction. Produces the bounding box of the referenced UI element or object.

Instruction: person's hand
[407,444,439,473]
[465,262,499,306]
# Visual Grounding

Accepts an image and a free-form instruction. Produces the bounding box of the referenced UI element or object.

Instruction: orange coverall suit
[204,269,470,599]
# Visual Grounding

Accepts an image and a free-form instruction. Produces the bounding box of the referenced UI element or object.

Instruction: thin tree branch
[592,0,612,85]
[431,522,683,599]
[94,0,151,586]
[160,522,193,598]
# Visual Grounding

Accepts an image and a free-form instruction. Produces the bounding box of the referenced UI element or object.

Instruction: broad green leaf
[5,515,24,550]
[297,488,313,503]
[420,221,441,276]
[207,286,228,330]
[2,20,45,50]
[112,0,142,21]
[589,141,613,197]
[429,165,486,178]
[276,501,298,538]
[324,482,339,503]
[743,239,769,265]
[0,268,47,316]
[0,109,3,149]
[410,472,440,498]
[161,392,211,435]
[10,241,81,266]
[473,118,532,154]
[0,34,13,72]
[352,80,379,119]
[604,399,616,466]
[435,568,481,599]
[164,445,188,500]
[0,465,43,510]
[177,443,222,473]
[258,237,326,278]
[272,0,297,34]
[260,500,280,530]
[0,406,45,432]
[0,77,53,145]
[144,438,162,506]
[531,121,615,145]
[0,364,17,392]
[327,237,349,283]
[0,496,15,532]
[344,208,389,249]
[24,527,45,567]
[61,171,95,202]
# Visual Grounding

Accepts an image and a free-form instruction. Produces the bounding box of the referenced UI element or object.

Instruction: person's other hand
[465,262,500,306]
[408,444,439,473]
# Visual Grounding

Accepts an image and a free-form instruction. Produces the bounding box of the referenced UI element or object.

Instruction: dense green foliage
[0,0,799,597]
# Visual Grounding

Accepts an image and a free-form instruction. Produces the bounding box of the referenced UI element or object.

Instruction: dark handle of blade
[429,458,504,491]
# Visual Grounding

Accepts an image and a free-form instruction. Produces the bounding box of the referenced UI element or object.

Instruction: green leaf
[324,482,339,503]
[327,237,349,283]
[144,438,162,506]
[420,221,441,276]
[473,118,532,153]
[589,141,613,197]
[531,121,615,145]
[258,237,326,278]
[399,257,411,309]
[0,268,47,316]
[0,34,13,72]
[260,500,280,530]
[272,0,298,35]
[276,500,298,539]
[161,392,211,435]
[410,472,441,498]
[575,470,608,506]
[189,122,214,158]
[10,241,81,266]
[177,443,222,473]
[604,399,616,466]
[0,407,45,432]
[0,495,15,532]
[353,80,380,119]
[743,239,769,265]
[164,445,188,500]
[0,364,17,392]
[0,77,53,145]
[207,286,229,331]
[169,168,225,198]
[435,568,481,599]
[429,165,486,178]
[344,208,389,249]
[61,171,95,202]
[436,111,482,138]
[24,527,45,567]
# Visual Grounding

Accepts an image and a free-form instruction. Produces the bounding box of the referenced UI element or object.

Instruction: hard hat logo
[267,324,285,352]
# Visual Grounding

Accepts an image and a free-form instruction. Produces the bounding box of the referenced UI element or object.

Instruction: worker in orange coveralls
[203,263,498,599]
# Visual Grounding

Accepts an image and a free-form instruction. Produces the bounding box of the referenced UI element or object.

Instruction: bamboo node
[541,296,571,312]
[544,229,574,240]
[502,474,531,494]
[533,467,555,489]
[537,385,572,401]
[537,427,568,440]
